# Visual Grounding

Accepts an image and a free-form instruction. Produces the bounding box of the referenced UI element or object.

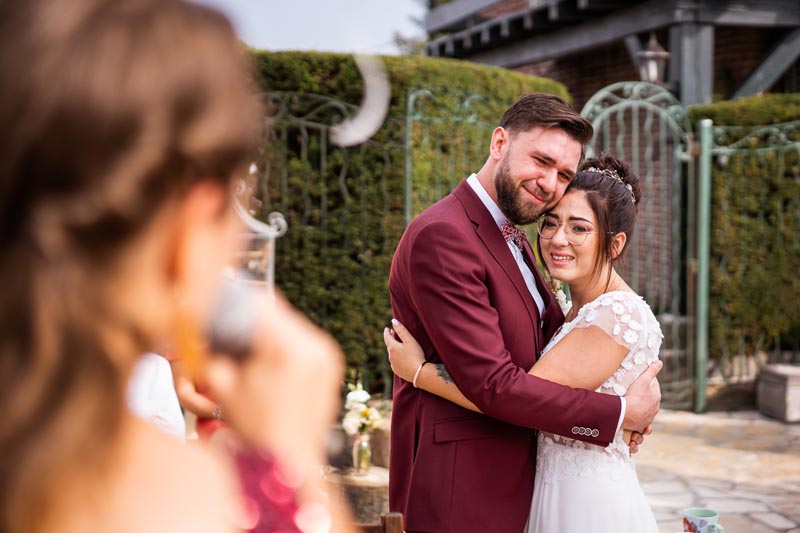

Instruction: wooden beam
[578,0,636,9]
[733,28,800,97]
[523,11,534,30]
[548,0,559,21]
[467,0,679,67]
[672,21,714,105]
[624,34,643,72]
[425,0,498,34]
[500,18,510,38]
[695,0,800,27]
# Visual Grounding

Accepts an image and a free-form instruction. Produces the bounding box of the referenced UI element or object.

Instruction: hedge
[250,51,570,394]
[688,94,800,360]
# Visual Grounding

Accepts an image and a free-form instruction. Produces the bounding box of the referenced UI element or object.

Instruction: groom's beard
[495,156,554,226]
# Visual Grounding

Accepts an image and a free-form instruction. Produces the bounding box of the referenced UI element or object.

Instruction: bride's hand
[383,319,426,383]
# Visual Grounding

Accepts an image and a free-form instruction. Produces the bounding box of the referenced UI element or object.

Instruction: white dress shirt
[127,352,186,441]
[465,174,626,431]
[467,174,545,314]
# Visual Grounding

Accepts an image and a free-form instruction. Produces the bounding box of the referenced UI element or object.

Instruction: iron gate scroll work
[581,82,695,410]
[256,91,402,393]
[404,88,495,224]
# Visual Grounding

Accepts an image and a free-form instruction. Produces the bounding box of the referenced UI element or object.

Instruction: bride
[385,154,660,532]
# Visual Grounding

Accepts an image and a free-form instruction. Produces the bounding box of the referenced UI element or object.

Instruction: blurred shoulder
[114,420,241,533]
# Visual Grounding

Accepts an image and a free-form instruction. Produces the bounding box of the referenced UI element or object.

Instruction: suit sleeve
[408,220,621,446]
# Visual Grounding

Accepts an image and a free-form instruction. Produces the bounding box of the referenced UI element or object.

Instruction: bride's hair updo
[567,153,641,285]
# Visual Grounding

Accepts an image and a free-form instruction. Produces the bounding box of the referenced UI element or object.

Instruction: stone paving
[637,409,800,532]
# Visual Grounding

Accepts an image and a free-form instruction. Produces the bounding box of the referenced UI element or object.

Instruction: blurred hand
[205,290,344,477]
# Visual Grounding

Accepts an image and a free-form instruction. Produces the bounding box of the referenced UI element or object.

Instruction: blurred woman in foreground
[0,0,344,531]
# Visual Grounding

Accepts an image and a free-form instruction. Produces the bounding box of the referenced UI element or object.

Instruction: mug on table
[681,507,725,532]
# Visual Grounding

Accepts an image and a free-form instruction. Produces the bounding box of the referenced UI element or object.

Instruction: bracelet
[212,405,222,420]
[412,361,428,388]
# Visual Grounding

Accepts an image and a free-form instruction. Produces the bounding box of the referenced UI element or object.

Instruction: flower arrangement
[543,270,569,314]
[341,383,382,436]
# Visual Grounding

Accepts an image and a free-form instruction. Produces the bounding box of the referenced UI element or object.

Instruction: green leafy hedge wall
[250,51,569,393]
[689,94,800,359]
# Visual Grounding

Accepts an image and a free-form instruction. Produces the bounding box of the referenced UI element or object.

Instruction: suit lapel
[522,239,565,345]
[453,182,541,334]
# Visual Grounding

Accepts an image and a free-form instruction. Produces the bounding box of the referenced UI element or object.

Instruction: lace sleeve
[570,291,663,395]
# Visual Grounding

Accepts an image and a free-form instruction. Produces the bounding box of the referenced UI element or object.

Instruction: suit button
[591,429,599,438]
[571,427,579,434]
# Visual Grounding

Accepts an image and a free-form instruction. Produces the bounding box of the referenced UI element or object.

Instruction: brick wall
[514,39,638,110]
[513,27,795,109]
[713,26,784,97]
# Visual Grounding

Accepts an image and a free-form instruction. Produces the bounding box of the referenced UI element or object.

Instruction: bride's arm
[384,320,628,412]
[384,322,480,412]
[526,326,627,390]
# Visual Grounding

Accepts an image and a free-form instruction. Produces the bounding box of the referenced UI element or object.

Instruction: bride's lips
[549,253,574,267]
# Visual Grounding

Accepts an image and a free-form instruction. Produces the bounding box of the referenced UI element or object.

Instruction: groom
[388,93,662,533]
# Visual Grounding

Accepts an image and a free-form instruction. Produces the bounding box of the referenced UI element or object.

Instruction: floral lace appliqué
[537,291,664,483]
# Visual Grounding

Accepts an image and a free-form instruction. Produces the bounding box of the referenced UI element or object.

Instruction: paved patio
[637,409,800,532]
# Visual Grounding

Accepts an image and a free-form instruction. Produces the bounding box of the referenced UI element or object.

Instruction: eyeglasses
[536,217,596,246]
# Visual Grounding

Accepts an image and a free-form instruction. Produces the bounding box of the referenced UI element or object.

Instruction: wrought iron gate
[581,82,695,410]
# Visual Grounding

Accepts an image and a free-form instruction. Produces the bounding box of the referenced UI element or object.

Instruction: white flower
[614,368,626,381]
[648,334,659,349]
[628,320,643,331]
[555,289,569,313]
[342,412,361,436]
[585,309,598,323]
[634,351,646,365]
[612,302,625,315]
[345,388,370,409]
[342,385,383,436]
[612,324,621,336]
[623,329,639,344]
[620,313,631,324]
[366,407,382,425]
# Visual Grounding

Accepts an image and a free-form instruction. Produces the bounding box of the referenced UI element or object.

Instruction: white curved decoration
[330,54,391,147]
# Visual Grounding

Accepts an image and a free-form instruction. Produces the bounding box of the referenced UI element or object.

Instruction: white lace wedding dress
[525,291,661,533]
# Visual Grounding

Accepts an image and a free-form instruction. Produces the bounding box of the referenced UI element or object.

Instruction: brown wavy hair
[0,0,261,530]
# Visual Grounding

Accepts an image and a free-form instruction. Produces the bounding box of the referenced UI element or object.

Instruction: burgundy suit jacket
[388,180,622,532]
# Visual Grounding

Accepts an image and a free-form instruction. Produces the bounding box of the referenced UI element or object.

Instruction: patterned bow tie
[501,221,527,250]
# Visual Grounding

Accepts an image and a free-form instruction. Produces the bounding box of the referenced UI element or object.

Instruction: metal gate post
[695,118,713,413]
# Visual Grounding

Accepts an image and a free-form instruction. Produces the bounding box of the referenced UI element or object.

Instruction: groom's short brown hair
[500,93,593,150]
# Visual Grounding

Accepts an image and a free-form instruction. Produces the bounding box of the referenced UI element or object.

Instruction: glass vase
[351,432,372,475]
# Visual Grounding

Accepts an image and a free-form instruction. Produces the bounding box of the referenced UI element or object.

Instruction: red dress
[233,449,331,533]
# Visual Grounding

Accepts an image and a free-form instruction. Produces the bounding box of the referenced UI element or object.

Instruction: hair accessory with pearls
[585,166,636,205]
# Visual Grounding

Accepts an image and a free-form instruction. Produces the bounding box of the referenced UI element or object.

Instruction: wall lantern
[637,33,670,84]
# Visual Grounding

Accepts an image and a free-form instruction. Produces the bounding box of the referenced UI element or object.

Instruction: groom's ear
[489,127,508,160]
[610,232,627,260]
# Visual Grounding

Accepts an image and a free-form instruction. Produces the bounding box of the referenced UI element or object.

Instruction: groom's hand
[622,360,663,433]
[627,425,652,454]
